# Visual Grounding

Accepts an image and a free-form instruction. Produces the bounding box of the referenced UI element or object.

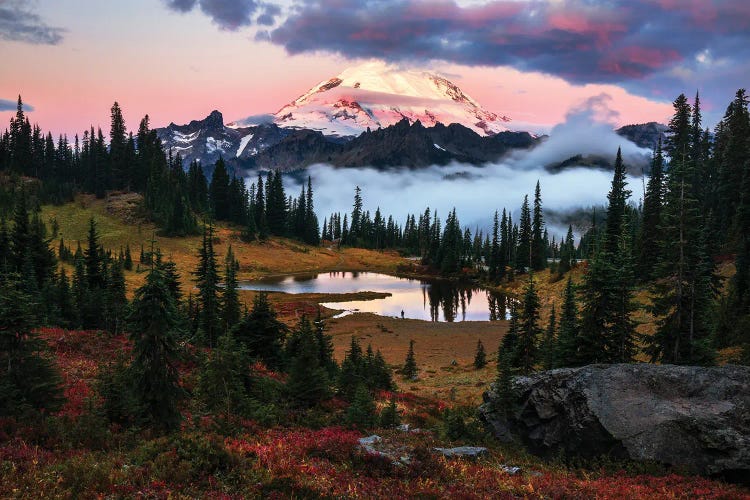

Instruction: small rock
[499,465,522,475]
[434,446,488,459]
[358,435,381,446]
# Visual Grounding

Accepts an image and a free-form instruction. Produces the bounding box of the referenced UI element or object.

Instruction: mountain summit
[247,61,511,137]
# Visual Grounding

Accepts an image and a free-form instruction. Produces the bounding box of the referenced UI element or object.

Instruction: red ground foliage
[0,328,747,498]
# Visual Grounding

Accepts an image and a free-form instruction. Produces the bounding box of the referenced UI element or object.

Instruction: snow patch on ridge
[236,133,255,157]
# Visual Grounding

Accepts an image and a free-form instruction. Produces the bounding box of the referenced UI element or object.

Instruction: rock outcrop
[479,364,750,480]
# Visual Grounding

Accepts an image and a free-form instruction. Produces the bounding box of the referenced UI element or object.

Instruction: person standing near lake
[401,310,405,319]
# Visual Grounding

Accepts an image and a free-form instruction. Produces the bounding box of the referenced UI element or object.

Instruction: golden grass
[324,313,506,405]
[43,194,406,296]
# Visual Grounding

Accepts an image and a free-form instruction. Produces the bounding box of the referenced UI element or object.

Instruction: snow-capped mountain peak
[267,61,511,137]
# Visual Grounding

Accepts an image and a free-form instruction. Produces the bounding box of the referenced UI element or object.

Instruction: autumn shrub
[46,408,111,450]
[439,406,488,443]
[54,452,116,498]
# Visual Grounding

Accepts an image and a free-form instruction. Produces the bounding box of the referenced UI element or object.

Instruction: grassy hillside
[42,193,406,295]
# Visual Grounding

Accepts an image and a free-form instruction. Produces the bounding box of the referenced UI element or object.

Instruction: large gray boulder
[479,364,750,479]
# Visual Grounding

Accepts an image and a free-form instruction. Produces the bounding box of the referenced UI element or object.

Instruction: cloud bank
[0,0,64,45]
[0,98,33,112]
[281,96,649,239]
[162,0,281,30]
[269,0,750,85]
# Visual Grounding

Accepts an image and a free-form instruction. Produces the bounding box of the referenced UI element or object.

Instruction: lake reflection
[239,272,511,322]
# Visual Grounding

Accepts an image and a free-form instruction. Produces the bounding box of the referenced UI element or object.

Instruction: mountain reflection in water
[239,272,511,322]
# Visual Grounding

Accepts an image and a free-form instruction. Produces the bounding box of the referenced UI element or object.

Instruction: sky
[1,0,748,138]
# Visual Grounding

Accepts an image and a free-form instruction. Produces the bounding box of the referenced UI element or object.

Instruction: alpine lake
[239,271,511,322]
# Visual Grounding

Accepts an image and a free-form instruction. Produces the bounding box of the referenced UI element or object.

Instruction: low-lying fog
[280,95,653,240]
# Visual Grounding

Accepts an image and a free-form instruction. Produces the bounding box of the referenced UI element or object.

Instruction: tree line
[0,97,322,245]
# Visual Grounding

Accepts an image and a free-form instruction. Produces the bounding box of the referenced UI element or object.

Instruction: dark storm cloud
[0,0,65,45]
[162,0,279,30]
[268,0,750,85]
[256,4,281,26]
[164,0,197,12]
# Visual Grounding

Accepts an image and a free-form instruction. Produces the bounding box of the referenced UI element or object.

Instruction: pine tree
[349,186,363,244]
[540,305,556,370]
[345,383,377,429]
[194,224,221,347]
[196,332,253,419]
[516,195,532,271]
[379,397,401,428]
[124,244,133,271]
[488,211,500,281]
[579,148,638,364]
[605,148,630,256]
[109,102,128,188]
[647,106,717,364]
[493,350,515,416]
[221,245,241,333]
[338,336,364,399]
[402,339,418,380]
[555,277,581,367]
[265,170,287,236]
[514,275,541,374]
[304,176,320,245]
[126,262,184,430]
[0,274,63,416]
[473,339,487,369]
[286,317,330,408]
[531,181,546,271]
[209,157,230,221]
[638,140,666,279]
[106,260,127,333]
[233,291,287,369]
[314,308,337,377]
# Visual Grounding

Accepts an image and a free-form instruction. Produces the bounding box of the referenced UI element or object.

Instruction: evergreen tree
[516,195,532,271]
[345,383,377,429]
[303,176,320,245]
[126,262,183,430]
[196,332,253,419]
[109,102,128,188]
[473,339,487,369]
[647,96,717,365]
[555,277,581,367]
[379,397,401,428]
[233,291,287,369]
[605,148,630,256]
[286,317,330,408]
[493,350,515,416]
[579,149,638,364]
[638,140,666,279]
[349,186,363,244]
[106,260,127,333]
[194,224,221,347]
[221,245,241,333]
[531,181,546,271]
[265,170,287,236]
[314,308,337,377]
[514,276,541,374]
[540,305,556,370]
[558,225,575,275]
[402,339,418,380]
[338,336,364,399]
[209,157,230,221]
[0,274,63,416]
